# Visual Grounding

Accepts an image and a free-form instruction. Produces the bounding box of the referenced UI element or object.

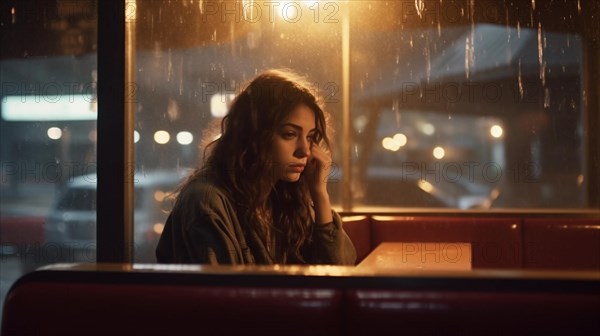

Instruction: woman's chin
[281,172,301,182]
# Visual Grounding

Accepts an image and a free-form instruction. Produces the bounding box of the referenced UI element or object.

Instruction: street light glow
[433,146,445,159]
[154,130,170,144]
[176,131,194,145]
[47,127,62,140]
[490,125,503,138]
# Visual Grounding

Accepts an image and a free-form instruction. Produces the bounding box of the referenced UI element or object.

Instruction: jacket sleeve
[182,212,245,265]
[308,211,357,265]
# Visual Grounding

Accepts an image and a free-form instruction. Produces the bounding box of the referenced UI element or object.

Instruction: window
[0,0,98,324]
[131,0,346,261]
[350,3,588,209]
[122,0,599,263]
[130,0,598,215]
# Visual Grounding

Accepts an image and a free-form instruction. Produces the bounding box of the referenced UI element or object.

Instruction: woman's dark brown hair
[179,69,332,263]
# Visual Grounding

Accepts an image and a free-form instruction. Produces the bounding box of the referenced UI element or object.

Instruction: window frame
[97,0,130,262]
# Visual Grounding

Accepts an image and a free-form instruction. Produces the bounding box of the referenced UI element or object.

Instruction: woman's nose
[295,138,311,158]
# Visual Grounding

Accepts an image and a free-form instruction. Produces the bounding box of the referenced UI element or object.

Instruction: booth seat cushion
[523,217,600,270]
[369,216,523,268]
[341,215,371,263]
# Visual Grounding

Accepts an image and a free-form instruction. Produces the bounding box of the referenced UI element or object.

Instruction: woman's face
[270,104,317,182]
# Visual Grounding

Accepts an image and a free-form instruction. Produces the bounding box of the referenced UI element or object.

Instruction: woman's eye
[283,132,296,139]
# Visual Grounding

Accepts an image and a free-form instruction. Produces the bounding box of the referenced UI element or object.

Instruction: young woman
[156,69,356,265]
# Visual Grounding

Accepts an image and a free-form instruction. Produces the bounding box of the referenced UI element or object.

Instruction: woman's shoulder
[178,174,234,211]
[169,173,241,233]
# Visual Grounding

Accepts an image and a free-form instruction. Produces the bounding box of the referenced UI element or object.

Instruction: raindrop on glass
[518,59,524,99]
[415,0,425,18]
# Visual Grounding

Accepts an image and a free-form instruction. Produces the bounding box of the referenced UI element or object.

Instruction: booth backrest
[346,288,600,335]
[342,215,599,270]
[2,266,599,336]
[1,272,344,336]
[341,215,371,263]
[523,217,600,270]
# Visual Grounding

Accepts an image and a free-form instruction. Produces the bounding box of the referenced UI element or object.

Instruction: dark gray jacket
[156,179,356,265]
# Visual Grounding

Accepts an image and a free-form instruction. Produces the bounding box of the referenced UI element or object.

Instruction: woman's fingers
[309,143,331,165]
[305,144,332,194]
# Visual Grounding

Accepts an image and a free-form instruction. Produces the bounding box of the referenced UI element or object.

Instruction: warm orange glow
[417,180,433,193]
[154,190,166,202]
[125,0,137,22]
[153,223,164,234]
[154,130,170,144]
[433,146,445,159]
[490,125,503,138]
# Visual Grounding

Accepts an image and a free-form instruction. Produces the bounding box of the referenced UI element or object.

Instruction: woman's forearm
[312,190,333,225]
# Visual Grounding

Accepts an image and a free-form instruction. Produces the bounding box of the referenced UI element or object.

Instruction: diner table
[355,242,472,272]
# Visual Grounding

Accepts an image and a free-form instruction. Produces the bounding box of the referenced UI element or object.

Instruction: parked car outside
[44,169,189,264]
[363,166,499,209]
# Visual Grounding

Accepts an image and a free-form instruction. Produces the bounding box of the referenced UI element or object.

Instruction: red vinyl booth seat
[340,215,599,270]
[2,274,343,336]
[345,289,600,336]
[2,265,599,336]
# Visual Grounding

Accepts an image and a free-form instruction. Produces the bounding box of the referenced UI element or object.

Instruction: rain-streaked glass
[349,1,589,210]
[0,0,98,324]
[129,1,598,262]
[131,0,344,262]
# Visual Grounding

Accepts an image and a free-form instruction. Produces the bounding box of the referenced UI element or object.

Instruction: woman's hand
[304,144,333,224]
[304,144,332,197]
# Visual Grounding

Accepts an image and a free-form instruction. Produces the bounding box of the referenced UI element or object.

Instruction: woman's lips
[288,164,305,173]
